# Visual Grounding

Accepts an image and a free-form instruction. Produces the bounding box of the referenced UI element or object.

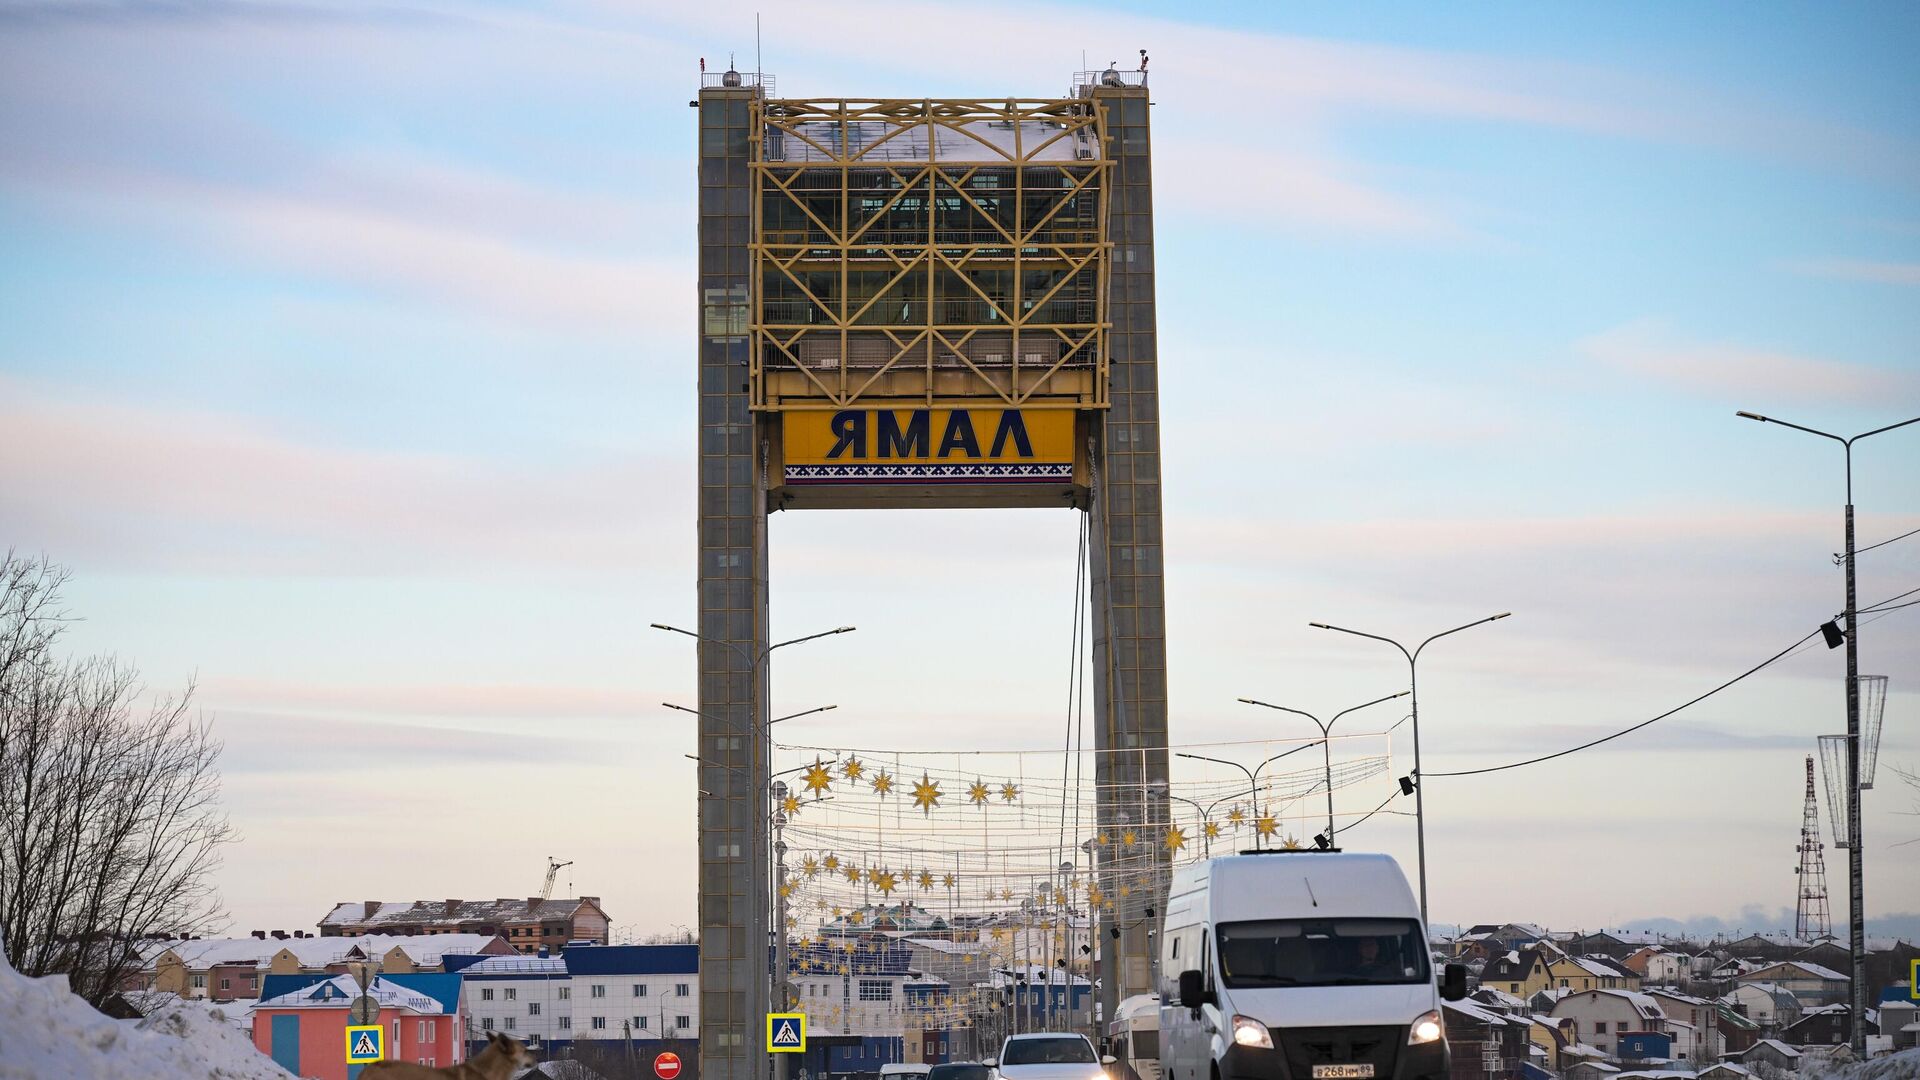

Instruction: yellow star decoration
[911,774,942,813]
[1226,807,1246,826]
[780,793,802,817]
[849,910,865,924]
[802,760,833,796]
[871,771,894,796]
[778,882,795,898]
[1000,888,1015,902]
[1053,889,1068,906]
[1164,826,1188,853]
[842,756,865,781]
[1097,832,1112,846]
[831,905,843,917]
[863,867,878,884]
[822,854,840,872]
[1087,886,1105,908]
[802,855,820,877]
[1282,835,1304,850]
[843,864,862,884]
[873,870,899,895]
[1254,815,1279,837]
[990,927,1007,941]
[1000,782,1020,803]
[1203,821,1221,840]
[917,870,935,891]
[968,780,991,806]
[1119,883,1133,898]
[941,873,956,889]
[1121,828,1138,847]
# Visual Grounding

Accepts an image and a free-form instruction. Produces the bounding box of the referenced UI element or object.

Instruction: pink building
[251,973,465,1080]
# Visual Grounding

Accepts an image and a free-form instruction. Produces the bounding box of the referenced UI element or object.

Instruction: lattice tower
[1795,753,1831,939]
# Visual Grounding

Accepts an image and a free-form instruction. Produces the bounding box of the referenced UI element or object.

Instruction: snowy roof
[1446,999,1519,1027]
[903,938,991,955]
[1648,990,1713,1008]
[321,898,597,928]
[143,933,503,971]
[251,974,448,1015]
[461,954,567,976]
[1742,1039,1801,1060]
[1555,989,1666,1020]
[1697,1065,1752,1078]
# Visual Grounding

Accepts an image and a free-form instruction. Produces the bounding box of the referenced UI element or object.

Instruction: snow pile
[0,952,289,1080]
[1803,1047,1920,1080]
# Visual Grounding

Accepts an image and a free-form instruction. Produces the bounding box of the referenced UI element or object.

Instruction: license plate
[1311,1067,1373,1079]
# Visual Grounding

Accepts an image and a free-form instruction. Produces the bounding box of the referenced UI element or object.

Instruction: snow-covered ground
[1804,1047,1920,1080]
[0,952,289,1079]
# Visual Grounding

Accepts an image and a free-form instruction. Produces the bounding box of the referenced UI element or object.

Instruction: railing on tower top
[1072,68,1147,94]
[701,70,775,94]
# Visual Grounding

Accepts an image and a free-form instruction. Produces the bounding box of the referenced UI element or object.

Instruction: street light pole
[1307,613,1510,921]
[652,622,854,1080]
[1735,409,1920,1057]
[1150,784,1212,856]
[1175,743,1321,848]
[1238,691,1409,844]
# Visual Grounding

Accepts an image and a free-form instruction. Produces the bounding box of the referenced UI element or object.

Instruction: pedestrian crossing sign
[768,1011,806,1052]
[346,1024,385,1063]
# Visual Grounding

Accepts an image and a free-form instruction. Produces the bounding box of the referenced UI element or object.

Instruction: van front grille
[1278,1026,1402,1079]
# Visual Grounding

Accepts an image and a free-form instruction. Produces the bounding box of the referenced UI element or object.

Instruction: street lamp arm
[1854,414,1920,443]
[772,704,837,724]
[1735,411,1845,444]
[1174,752,1254,781]
[1330,690,1411,725]
[1238,698,1323,727]
[770,625,858,653]
[1413,612,1511,663]
[1309,622,1413,664]
[1255,742,1322,773]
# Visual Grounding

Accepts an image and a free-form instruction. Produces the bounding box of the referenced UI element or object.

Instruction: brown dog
[358,1031,536,1079]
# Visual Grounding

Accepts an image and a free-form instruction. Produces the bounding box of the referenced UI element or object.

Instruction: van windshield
[1003,1037,1097,1065]
[1215,918,1430,988]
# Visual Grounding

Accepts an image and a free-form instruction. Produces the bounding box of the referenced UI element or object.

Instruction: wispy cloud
[1578,319,1919,403]
[1780,258,1920,286]
[0,376,683,574]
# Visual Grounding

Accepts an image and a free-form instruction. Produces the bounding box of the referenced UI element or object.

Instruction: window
[1001,1037,1096,1066]
[220,978,230,990]
[859,980,892,1002]
[482,988,494,1001]
[592,1016,607,1030]
[1596,1022,1608,1035]
[529,1002,541,1016]
[558,987,571,1000]
[191,974,206,989]
[1215,919,1430,989]
[675,983,690,997]
[504,1017,516,1031]
[633,1016,650,1030]
[558,1016,572,1030]
[591,984,606,999]
[676,1016,691,1029]
[481,1017,494,1031]
[634,984,648,997]
[505,988,517,1001]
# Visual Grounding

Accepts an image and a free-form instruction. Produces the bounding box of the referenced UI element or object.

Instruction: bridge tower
[693,65,1166,1078]
[1795,754,1830,939]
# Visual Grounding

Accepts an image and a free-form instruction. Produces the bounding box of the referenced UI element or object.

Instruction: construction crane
[542,856,574,901]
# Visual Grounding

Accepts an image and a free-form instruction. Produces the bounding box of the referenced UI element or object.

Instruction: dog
[357,1031,536,1079]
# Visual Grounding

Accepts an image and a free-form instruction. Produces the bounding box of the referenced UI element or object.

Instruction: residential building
[1441,998,1530,1080]
[1736,962,1849,1008]
[1483,946,1642,998]
[1645,990,1723,1062]
[1626,947,1693,985]
[1526,1015,1579,1071]
[1564,1061,1622,1080]
[1782,1003,1876,1047]
[456,943,699,1056]
[1877,999,1918,1051]
[1725,982,1802,1032]
[1696,1064,1754,1080]
[1715,1001,1763,1055]
[141,933,511,1002]
[1735,1038,1802,1073]
[320,897,610,952]
[1456,924,1551,963]
[1549,989,1668,1059]
[250,972,465,1080]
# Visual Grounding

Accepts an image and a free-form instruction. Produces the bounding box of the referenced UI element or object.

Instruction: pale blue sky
[2,1,1917,937]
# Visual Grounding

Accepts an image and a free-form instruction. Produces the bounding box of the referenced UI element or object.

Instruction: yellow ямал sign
[784,408,1074,485]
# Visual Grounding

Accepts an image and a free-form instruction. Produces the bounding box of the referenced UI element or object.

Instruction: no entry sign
[655,1051,684,1080]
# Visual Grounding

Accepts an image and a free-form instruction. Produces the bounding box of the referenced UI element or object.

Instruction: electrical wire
[1835,524,1920,564]
[1428,627,1823,778]
[1858,585,1920,614]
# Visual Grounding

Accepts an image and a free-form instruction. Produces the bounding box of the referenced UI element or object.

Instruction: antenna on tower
[1794,755,1831,940]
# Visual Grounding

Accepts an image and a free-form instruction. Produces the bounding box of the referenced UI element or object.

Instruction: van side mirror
[1102,1056,1117,1066]
[1440,962,1468,1001]
[983,1061,996,1069]
[1178,969,1211,1009]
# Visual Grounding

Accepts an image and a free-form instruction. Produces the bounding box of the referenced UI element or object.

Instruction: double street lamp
[1735,409,1920,1057]
[1238,691,1409,847]
[1175,742,1323,848]
[1307,613,1510,922]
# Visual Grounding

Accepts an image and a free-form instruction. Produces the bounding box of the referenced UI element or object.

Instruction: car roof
[1005,1033,1090,1040]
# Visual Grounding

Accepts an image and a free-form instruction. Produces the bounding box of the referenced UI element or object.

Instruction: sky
[2,1,1918,941]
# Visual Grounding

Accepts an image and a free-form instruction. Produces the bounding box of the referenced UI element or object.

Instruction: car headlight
[1408,1010,1443,1045]
[1232,1015,1273,1049]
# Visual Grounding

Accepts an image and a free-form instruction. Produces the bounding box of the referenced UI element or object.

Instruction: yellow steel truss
[749,99,1112,412]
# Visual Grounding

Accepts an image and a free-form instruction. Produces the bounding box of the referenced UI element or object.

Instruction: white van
[1157,852,1465,1080]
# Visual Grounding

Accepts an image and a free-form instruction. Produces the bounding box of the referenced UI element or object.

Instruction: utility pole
[774,781,791,1080]
[1736,409,1920,1056]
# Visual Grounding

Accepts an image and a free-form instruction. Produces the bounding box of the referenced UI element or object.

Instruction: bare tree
[0,551,235,1004]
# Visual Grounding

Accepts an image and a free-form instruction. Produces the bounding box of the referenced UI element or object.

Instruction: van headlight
[1231,1015,1273,1049]
[1408,1010,1443,1045]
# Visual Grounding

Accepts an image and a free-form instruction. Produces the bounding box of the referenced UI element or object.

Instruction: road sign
[655,1051,684,1079]
[768,1011,806,1053]
[346,1024,385,1064]
[1911,958,1918,998]
[349,994,379,1025]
